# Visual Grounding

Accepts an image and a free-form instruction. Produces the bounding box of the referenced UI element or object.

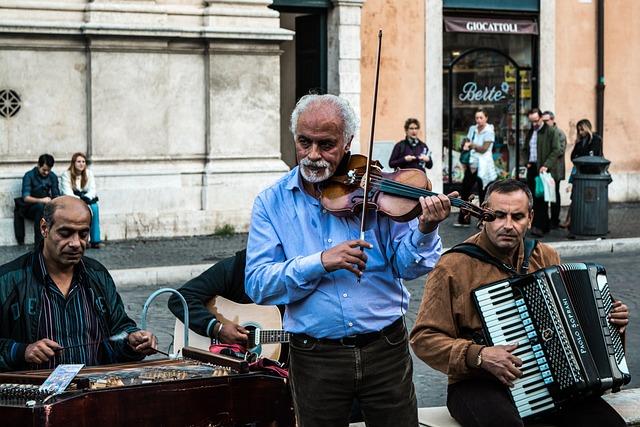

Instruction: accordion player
[473,263,631,420]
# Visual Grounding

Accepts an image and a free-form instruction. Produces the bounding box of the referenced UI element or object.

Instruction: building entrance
[272,1,328,168]
[442,21,537,193]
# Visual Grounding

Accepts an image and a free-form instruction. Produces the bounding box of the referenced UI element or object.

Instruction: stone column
[425,0,443,193]
[202,0,291,229]
[328,0,364,152]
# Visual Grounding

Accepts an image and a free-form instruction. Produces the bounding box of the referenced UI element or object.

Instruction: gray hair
[289,94,359,143]
[43,202,57,228]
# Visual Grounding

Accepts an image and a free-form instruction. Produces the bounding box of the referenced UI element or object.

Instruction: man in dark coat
[542,111,567,229]
[521,108,562,236]
[0,196,157,371]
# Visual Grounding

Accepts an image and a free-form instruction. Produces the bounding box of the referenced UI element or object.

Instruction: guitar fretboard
[248,330,290,344]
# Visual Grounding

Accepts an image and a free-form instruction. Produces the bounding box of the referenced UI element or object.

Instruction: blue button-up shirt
[22,167,60,199]
[245,167,443,339]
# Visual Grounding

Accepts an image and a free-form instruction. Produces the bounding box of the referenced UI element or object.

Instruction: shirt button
[342,293,348,298]
[322,209,327,213]
[327,238,333,243]
[348,322,353,327]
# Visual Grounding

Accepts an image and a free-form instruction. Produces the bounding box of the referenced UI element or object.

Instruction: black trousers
[550,179,562,227]
[447,378,625,427]
[458,167,485,224]
[526,163,550,232]
[13,198,27,244]
[289,320,417,427]
[22,202,46,246]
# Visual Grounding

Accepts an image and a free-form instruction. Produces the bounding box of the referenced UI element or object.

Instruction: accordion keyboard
[475,281,556,418]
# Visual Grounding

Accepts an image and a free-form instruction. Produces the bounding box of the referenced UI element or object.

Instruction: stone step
[349,388,640,427]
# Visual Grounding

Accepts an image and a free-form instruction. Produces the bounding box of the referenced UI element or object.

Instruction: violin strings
[357,174,480,212]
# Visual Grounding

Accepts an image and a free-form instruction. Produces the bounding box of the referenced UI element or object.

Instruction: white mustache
[300,158,330,169]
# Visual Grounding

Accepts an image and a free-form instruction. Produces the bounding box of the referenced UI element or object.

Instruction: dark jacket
[555,126,567,181]
[0,249,142,371]
[571,133,603,161]
[168,250,251,338]
[388,138,433,171]
[521,124,563,181]
[21,167,60,199]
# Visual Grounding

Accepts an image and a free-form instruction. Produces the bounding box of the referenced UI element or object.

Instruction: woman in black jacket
[571,119,603,160]
[563,119,604,229]
[388,118,433,171]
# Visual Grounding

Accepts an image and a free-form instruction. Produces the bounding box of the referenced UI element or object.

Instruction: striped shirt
[529,126,539,163]
[35,253,103,369]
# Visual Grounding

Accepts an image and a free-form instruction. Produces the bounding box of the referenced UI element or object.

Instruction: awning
[444,16,538,35]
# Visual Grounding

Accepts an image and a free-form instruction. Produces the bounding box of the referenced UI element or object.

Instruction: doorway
[272,2,328,168]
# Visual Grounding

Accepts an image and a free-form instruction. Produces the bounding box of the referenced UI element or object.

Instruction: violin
[320,153,496,223]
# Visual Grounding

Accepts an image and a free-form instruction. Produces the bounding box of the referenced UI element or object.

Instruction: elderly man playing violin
[245,94,453,427]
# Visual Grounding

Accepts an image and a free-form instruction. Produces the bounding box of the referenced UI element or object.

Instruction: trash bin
[570,156,612,236]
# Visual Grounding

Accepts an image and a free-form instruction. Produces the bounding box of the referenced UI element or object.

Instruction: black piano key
[522,377,545,389]
[495,303,518,315]
[487,285,511,295]
[529,399,555,412]
[520,368,539,379]
[523,383,547,395]
[503,331,527,341]
[492,296,516,307]
[512,346,532,357]
[498,320,523,333]
[497,310,519,321]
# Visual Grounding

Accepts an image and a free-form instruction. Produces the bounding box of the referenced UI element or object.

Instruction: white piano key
[516,397,554,416]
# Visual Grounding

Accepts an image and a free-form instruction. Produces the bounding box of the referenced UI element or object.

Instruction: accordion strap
[444,239,538,276]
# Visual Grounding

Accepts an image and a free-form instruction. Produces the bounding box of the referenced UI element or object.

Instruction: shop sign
[445,16,538,35]
[458,81,510,103]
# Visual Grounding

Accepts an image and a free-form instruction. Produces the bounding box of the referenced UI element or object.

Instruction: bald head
[43,196,91,229]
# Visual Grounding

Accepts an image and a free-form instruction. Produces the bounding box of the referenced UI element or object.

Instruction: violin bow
[360,29,383,242]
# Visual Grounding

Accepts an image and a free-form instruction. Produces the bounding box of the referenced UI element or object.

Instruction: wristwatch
[475,347,485,367]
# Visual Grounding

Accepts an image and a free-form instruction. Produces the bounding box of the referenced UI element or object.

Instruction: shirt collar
[284,166,303,191]
[37,251,86,289]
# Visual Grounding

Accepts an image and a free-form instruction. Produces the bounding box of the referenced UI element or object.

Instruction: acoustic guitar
[173,296,289,361]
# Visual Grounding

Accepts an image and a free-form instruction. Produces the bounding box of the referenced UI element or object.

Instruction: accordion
[472,263,630,419]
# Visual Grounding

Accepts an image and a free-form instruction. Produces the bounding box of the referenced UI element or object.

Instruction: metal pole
[141,288,190,352]
[596,0,605,135]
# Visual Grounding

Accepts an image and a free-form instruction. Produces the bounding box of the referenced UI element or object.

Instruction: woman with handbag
[59,152,104,248]
[455,109,497,227]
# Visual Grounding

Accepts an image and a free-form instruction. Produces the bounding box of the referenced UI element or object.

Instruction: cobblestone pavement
[119,251,640,408]
[2,203,639,270]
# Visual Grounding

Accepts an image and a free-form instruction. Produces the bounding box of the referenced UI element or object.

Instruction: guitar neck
[251,329,290,344]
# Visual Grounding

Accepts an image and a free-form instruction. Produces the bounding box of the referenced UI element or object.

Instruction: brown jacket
[409,230,560,384]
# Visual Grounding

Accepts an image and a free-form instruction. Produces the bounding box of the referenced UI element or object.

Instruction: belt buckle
[340,336,357,347]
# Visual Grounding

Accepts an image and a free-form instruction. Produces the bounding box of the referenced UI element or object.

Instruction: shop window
[443,32,535,190]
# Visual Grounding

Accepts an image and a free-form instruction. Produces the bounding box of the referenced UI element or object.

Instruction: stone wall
[0,0,292,245]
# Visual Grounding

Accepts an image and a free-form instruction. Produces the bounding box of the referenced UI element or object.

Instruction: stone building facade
[0,0,364,244]
[361,0,640,202]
